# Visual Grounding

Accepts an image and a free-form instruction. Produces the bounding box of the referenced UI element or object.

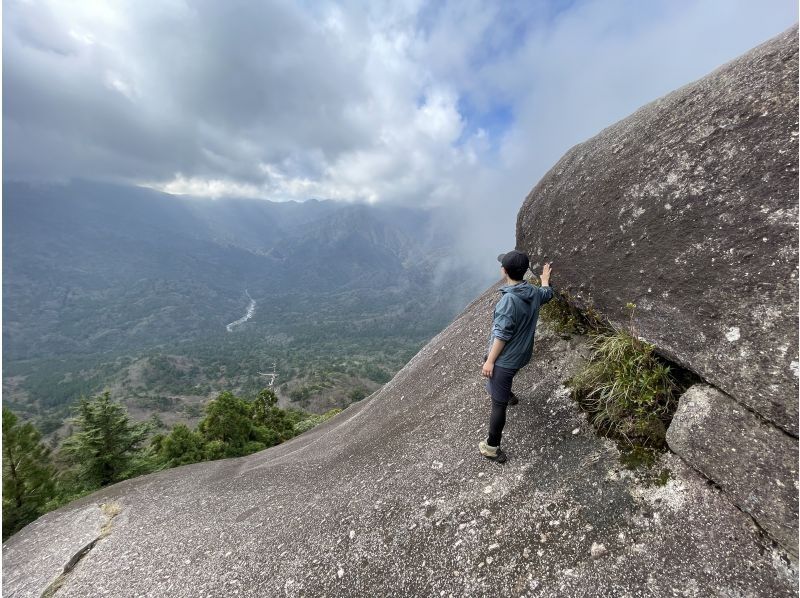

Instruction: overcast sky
[4,0,797,268]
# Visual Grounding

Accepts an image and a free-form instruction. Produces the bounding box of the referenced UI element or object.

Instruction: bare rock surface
[667,384,799,557]
[1,503,106,597]
[517,26,799,435]
[3,283,796,597]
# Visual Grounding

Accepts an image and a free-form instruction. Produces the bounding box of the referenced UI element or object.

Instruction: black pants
[485,364,517,447]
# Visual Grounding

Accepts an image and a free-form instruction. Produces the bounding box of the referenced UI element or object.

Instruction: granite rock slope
[517,26,799,435]
[3,282,796,597]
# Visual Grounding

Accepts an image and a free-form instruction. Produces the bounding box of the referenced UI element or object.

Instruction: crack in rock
[39,502,122,598]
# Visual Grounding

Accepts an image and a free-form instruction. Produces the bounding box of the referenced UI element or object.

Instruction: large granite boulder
[517,26,799,435]
[3,283,797,597]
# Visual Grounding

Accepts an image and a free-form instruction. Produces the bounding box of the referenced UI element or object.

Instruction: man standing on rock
[480,251,552,463]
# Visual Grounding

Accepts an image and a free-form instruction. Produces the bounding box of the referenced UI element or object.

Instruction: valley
[3,180,490,438]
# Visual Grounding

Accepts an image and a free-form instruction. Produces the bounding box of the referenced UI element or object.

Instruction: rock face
[3,283,797,597]
[517,26,799,436]
[667,384,799,557]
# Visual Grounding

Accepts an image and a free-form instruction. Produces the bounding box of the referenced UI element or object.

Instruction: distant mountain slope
[2,180,469,362]
[2,180,487,426]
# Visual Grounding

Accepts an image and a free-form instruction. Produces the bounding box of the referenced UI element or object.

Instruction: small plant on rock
[539,291,585,334]
[530,279,596,335]
[570,303,679,448]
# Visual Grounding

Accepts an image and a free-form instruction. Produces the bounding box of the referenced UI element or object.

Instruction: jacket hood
[499,281,538,304]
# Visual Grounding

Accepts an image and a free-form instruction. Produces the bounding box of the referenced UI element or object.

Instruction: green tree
[198,391,255,456]
[252,389,295,443]
[158,424,205,467]
[2,409,57,539]
[252,388,278,422]
[61,392,150,488]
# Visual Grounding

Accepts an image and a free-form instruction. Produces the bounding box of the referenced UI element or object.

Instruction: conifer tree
[61,392,149,488]
[2,409,57,539]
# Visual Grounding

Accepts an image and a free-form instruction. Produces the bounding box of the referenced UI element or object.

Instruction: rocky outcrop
[3,283,797,597]
[516,26,799,561]
[517,26,798,435]
[667,384,798,557]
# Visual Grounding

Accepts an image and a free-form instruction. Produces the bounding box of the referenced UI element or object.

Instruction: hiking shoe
[479,440,508,463]
[509,392,519,406]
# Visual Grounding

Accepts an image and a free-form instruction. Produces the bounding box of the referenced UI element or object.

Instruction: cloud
[417,0,798,274]
[4,0,797,276]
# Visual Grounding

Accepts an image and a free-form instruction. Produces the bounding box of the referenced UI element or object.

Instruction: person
[479,250,553,463]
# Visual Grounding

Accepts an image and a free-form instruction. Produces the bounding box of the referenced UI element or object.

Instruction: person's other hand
[542,262,552,278]
[482,360,494,378]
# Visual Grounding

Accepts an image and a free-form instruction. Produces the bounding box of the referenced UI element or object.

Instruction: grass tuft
[537,291,690,464]
[100,502,122,518]
[99,501,122,537]
[571,323,679,449]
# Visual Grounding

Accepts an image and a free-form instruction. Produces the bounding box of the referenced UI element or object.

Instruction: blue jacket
[487,282,553,370]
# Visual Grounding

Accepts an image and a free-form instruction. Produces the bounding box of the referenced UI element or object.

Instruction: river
[226,290,256,332]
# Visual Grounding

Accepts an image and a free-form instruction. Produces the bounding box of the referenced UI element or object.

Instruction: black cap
[497,250,530,278]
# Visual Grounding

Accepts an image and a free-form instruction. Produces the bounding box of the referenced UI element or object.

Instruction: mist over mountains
[3,180,489,426]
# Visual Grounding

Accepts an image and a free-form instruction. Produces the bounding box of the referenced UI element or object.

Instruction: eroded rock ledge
[668,384,798,557]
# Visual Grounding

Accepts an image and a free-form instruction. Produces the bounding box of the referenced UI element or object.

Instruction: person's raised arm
[539,262,554,304]
[540,262,552,287]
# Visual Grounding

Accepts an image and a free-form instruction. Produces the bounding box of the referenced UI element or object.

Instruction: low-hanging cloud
[4,0,797,279]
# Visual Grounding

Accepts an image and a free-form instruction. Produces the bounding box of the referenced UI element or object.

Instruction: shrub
[293,408,342,435]
[203,440,226,460]
[348,387,368,403]
[252,426,281,448]
[159,424,205,467]
[198,391,253,450]
[242,441,267,455]
[540,294,584,334]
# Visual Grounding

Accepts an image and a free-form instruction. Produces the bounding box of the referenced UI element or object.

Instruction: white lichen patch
[751,306,785,328]
[771,547,798,584]
[554,385,571,400]
[790,361,799,379]
[725,327,741,342]
[617,204,647,232]
[605,467,637,483]
[630,477,687,512]
[677,386,712,421]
